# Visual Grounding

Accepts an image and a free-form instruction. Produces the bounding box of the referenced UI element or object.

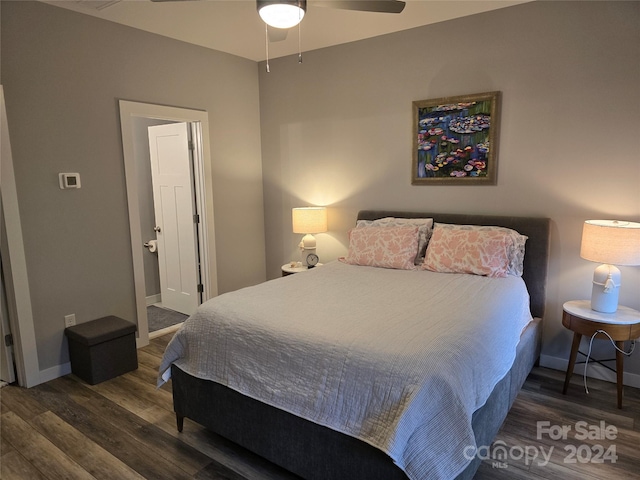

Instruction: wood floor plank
[0,411,94,480]
[475,461,541,480]
[137,348,164,371]
[51,383,211,477]
[48,375,214,477]
[529,368,640,418]
[82,376,155,416]
[140,338,171,359]
[0,450,48,480]
[29,410,146,480]
[47,374,103,404]
[1,429,16,456]
[90,369,174,411]
[0,397,10,415]
[24,382,195,480]
[510,391,634,432]
[124,355,164,386]
[0,382,48,421]
[194,460,248,480]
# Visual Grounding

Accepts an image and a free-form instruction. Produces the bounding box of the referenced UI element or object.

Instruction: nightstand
[562,300,640,408]
[281,263,323,277]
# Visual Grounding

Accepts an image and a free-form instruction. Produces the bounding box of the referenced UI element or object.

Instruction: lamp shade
[580,220,640,266]
[257,0,306,29]
[292,207,327,234]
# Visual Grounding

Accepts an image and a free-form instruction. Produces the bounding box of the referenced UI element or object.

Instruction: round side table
[561,300,640,409]
[281,263,323,277]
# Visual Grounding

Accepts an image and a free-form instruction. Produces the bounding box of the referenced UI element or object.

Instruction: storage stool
[65,316,138,385]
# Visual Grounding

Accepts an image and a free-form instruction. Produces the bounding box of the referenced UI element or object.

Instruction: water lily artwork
[412,91,501,185]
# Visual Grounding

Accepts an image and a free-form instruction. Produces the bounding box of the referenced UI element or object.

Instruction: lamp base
[298,233,317,267]
[300,247,316,266]
[300,233,316,249]
[590,264,620,313]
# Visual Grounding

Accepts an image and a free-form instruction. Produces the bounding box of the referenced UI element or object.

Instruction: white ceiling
[44,0,528,62]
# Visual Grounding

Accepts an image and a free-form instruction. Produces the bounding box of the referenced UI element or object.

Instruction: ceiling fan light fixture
[257,0,306,29]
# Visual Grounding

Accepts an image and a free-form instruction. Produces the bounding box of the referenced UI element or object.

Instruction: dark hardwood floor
[1,332,639,479]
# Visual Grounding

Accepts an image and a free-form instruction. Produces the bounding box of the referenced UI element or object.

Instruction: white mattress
[159,261,533,480]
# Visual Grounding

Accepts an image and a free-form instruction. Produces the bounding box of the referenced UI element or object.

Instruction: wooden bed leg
[176,413,184,432]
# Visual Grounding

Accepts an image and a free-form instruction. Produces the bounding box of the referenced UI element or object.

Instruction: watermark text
[464,420,618,469]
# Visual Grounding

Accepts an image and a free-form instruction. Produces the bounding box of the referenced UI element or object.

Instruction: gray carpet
[147,305,188,332]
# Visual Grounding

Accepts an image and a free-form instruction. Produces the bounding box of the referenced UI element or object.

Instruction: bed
[158,210,550,480]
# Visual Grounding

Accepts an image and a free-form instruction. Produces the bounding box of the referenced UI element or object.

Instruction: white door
[148,123,200,316]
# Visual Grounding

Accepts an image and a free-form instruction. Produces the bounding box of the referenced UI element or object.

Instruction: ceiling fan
[150,0,406,42]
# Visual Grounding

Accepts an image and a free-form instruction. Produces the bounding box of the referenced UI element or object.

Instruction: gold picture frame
[412,91,501,185]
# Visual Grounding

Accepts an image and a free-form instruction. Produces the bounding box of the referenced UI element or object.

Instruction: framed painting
[412,91,501,185]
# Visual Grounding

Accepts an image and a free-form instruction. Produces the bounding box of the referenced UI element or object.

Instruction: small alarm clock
[306,253,319,268]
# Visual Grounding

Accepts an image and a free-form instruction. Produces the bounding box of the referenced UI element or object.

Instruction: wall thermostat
[59,173,81,189]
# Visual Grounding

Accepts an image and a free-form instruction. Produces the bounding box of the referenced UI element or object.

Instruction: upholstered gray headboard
[357,210,551,319]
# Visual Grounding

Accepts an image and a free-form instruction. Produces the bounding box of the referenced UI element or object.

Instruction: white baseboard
[146,294,161,306]
[39,362,71,385]
[540,354,640,389]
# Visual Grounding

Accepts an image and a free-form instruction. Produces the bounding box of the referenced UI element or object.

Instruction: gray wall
[259,2,640,379]
[1,1,266,374]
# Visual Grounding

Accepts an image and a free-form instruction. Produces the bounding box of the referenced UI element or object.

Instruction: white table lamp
[580,220,640,313]
[292,207,327,266]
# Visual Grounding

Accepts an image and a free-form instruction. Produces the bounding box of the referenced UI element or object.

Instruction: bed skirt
[171,317,542,480]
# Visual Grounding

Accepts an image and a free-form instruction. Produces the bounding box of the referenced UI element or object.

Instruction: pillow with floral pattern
[422,223,527,277]
[341,225,420,270]
[355,217,433,265]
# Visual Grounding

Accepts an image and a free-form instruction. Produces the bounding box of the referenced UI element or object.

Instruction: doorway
[119,101,218,347]
[147,122,202,317]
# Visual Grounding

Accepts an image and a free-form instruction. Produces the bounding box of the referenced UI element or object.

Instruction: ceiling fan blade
[314,0,405,14]
[268,26,289,43]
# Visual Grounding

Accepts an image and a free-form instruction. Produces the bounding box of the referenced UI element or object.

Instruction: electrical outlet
[64,314,76,328]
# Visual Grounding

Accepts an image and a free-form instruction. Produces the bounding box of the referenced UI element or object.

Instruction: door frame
[119,100,218,347]
[1,85,39,387]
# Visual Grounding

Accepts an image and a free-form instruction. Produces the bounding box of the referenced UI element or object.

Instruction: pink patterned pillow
[341,225,419,270]
[422,223,522,278]
[355,217,433,265]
